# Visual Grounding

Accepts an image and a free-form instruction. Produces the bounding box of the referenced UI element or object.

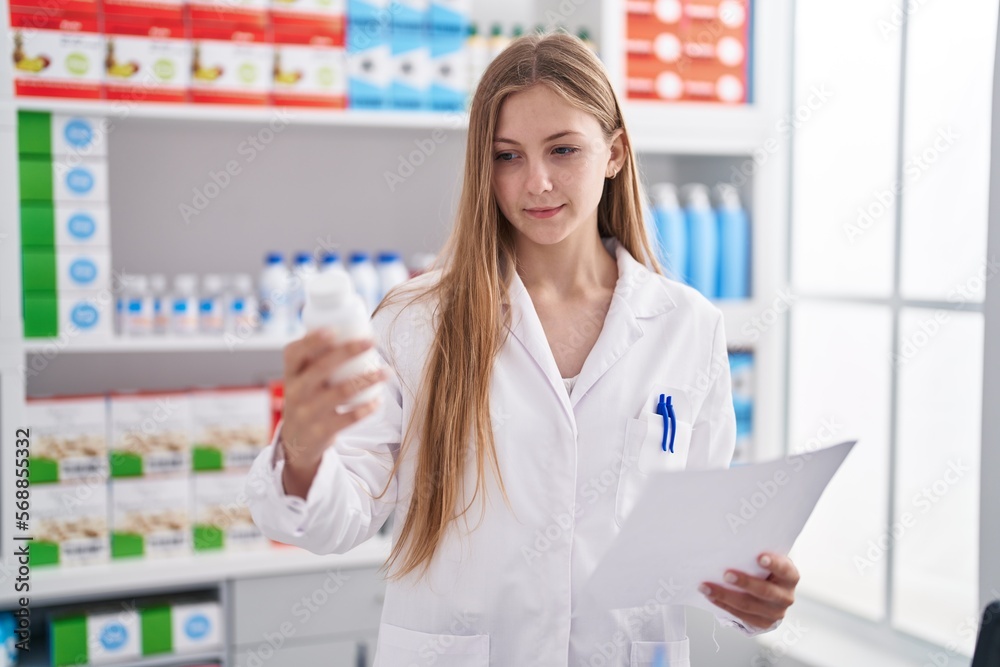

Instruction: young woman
[247,32,798,667]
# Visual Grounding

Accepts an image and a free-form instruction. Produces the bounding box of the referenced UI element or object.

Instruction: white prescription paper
[582,440,857,622]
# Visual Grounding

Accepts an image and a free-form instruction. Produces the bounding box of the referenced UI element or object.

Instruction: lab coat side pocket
[615,417,693,527]
[375,623,490,667]
[630,638,691,667]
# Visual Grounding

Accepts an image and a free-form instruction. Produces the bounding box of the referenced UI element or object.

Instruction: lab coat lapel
[506,270,576,427]
[570,241,677,407]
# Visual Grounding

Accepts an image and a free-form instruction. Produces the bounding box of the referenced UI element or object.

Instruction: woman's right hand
[279,329,387,497]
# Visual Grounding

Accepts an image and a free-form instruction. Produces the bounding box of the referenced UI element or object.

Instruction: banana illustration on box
[273,51,302,85]
[105,40,140,78]
[191,44,224,81]
[12,32,52,73]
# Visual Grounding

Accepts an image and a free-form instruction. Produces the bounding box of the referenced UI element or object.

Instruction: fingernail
[698,584,711,596]
[759,554,772,567]
[724,572,738,585]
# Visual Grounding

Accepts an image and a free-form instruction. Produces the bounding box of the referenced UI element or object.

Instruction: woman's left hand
[699,552,799,631]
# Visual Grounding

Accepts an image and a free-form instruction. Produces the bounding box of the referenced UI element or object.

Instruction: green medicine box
[19,156,54,202]
[21,248,57,291]
[20,203,56,248]
[23,292,58,338]
[17,111,52,157]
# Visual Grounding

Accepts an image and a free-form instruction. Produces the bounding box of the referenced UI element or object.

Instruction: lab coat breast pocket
[375,623,490,667]
[615,408,693,527]
[630,638,691,667]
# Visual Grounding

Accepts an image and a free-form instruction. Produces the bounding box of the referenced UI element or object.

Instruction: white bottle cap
[307,270,354,310]
[131,275,149,292]
[649,183,680,210]
[203,274,225,294]
[149,274,167,293]
[714,183,743,211]
[681,183,712,210]
[175,274,198,295]
[232,273,253,293]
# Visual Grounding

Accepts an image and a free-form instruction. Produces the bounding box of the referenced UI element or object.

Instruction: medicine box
[20,203,111,249]
[109,392,191,477]
[51,608,141,666]
[10,10,104,99]
[190,387,270,471]
[23,290,115,339]
[26,395,108,484]
[17,112,108,158]
[189,20,273,105]
[104,17,192,102]
[32,481,110,567]
[111,475,191,558]
[193,471,267,551]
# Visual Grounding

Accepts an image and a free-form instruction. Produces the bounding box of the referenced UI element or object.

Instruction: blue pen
[655,394,677,453]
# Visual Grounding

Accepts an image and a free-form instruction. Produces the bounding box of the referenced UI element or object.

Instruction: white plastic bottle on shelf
[289,251,317,337]
[115,273,132,336]
[228,273,259,336]
[125,274,154,336]
[172,274,200,335]
[149,274,170,335]
[301,271,385,411]
[199,274,226,334]
[347,252,380,315]
[375,251,410,300]
[319,251,346,274]
[259,252,291,338]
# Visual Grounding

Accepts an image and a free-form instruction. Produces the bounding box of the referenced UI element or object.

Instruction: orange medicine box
[104,16,191,102]
[9,9,104,99]
[272,23,346,108]
[625,0,750,104]
[189,20,273,105]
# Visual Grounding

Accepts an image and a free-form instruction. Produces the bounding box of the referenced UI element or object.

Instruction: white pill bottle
[301,270,385,410]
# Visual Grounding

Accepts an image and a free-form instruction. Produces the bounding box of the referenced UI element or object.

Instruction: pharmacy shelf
[12,98,470,131]
[23,335,290,354]
[19,649,225,667]
[717,299,770,349]
[11,97,771,156]
[0,537,390,608]
[624,102,772,156]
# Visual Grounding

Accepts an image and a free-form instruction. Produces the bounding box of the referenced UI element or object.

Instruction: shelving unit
[0,0,795,665]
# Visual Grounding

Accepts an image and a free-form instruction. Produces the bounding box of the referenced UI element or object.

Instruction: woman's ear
[606,128,626,178]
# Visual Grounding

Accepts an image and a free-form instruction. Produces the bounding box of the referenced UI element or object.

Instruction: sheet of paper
[581,440,857,622]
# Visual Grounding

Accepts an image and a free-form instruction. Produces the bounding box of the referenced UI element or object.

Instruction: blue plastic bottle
[649,183,688,283]
[682,183,719,298]
[716,184,751,299]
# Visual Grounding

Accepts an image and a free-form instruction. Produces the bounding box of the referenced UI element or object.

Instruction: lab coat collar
[505,238,677,422]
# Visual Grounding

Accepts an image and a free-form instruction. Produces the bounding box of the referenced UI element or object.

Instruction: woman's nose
[525,161,553,196]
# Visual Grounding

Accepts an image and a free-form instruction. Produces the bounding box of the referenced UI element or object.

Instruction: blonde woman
[247,32,798,667]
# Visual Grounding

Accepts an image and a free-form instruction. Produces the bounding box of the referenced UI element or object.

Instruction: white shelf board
[19,649,225,667]
[23,335,290,354]
[624,102,772,155]
[716,299,769,349]
[14,97,770,155]
[0,537,390,607]
[14,98,470,131]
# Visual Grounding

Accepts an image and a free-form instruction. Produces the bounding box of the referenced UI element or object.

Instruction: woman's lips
[524,205,565,219]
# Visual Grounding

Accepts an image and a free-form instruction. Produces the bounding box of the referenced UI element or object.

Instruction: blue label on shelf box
[428,0,468,32]
[391,26,430,110]
[185,614,211,639]
[67,212,97,240]
[72,303,100,329]
[430,32,465,110]
[348,21,391,109]
[100,622,128,649]
[68,257,98,285]
[64,118,94,149]
[65,168,95,195]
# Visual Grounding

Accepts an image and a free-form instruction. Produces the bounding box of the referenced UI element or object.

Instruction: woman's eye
[495,152,516,162]
[553,146,580,156]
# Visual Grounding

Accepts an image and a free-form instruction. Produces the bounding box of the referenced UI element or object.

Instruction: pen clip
[666,395,676,454]
[656,394,669,452]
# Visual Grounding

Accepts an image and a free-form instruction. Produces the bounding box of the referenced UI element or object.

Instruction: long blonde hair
[377,32,662,578]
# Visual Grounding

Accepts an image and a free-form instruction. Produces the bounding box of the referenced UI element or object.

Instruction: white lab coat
[246,239,757,667]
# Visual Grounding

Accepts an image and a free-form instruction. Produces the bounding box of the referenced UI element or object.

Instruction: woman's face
[492,84,623,248]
